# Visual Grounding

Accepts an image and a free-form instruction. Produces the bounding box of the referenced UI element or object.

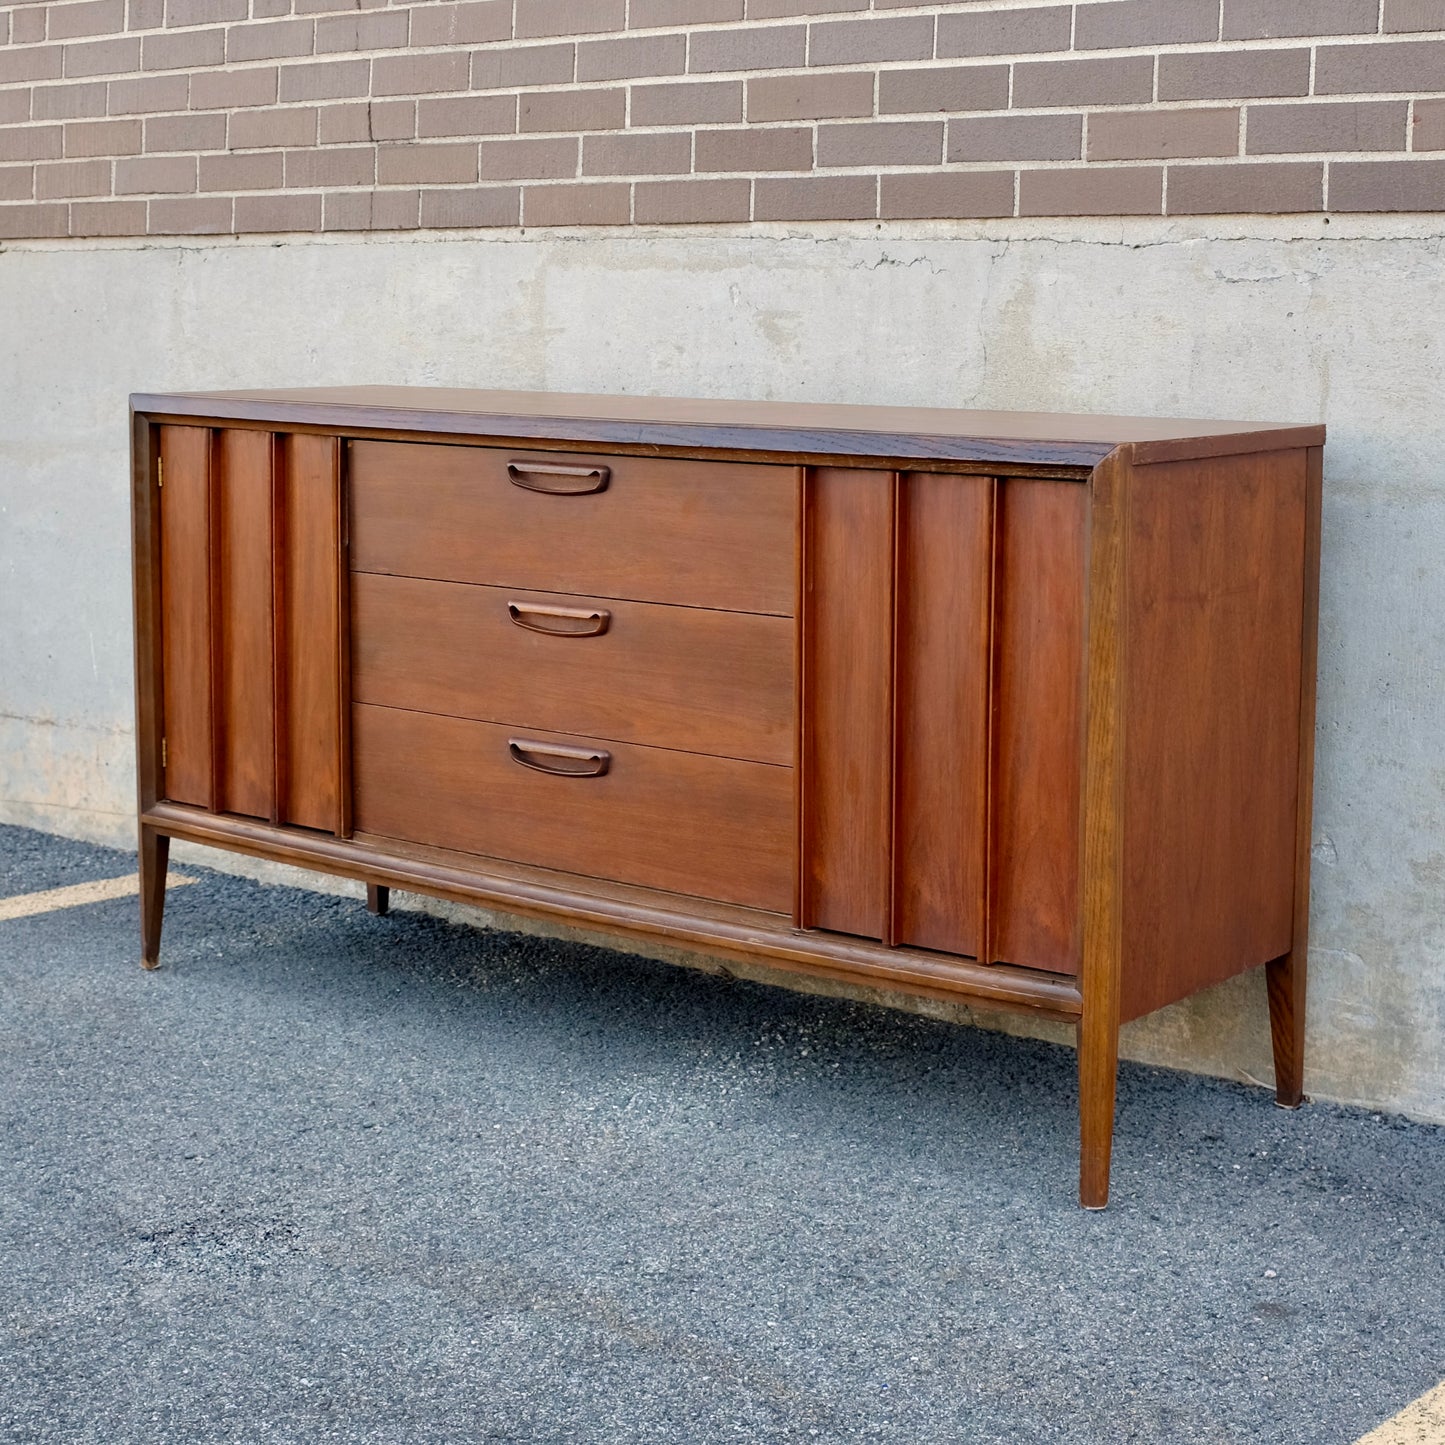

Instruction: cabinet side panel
[801,468,894,940]
[1120,449,1306,1021]
[158,425,215,810]
[990,479,1087,974]
[282,433,342,832]
[216,427,276,820]
[893,472,993,958]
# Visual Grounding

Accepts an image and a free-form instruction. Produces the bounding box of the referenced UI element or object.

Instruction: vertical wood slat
[800,467,896,940]
[282,433,344,833]
[989,479,1089,974]
[891,473,995,958]
[158,425,215,810]
[216,427,276,820]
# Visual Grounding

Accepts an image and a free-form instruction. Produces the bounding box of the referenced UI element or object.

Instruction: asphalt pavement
[1,821,1442,1445]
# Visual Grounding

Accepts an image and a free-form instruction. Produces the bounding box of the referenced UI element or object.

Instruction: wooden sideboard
[130,387,1325,1208]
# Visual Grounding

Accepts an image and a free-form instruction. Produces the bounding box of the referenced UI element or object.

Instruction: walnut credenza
[130,387,1325,1208]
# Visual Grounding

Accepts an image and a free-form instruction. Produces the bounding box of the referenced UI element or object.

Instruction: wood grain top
[131,386,1325,468]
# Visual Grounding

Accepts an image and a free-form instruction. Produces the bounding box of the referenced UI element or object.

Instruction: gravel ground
[1,821,1442,1445]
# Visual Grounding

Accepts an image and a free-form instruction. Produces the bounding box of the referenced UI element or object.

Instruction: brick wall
[0,0,1443,239]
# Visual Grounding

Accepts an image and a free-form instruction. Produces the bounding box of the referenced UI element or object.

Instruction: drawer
[352,704,794,912]
[352,573,794,765]
[348,441,797,615]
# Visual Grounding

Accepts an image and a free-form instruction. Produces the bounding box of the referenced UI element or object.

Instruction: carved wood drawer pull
[507,601,611,637]
[506,461,610,495]
[507,738,611,778]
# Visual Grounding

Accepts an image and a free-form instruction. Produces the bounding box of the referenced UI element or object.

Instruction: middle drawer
[351,572,795,765]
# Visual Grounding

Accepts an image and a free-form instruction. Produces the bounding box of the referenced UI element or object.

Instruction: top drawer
[348,441,797,615]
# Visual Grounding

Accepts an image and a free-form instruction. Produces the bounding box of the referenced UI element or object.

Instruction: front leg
[140,825,170,969]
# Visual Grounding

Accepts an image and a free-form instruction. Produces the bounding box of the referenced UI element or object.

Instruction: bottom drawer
[352,704,794,912]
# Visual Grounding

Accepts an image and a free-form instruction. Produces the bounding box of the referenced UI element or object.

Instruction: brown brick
[1168,160,1323,213]
[35,84,107,121]
[166,0,248,27]
[809,15,932,66]
[479,134,576,179]
[1223,0,1377,38]
[1316,40,1445,95]
[12,8,49,42]
[816,120,942,168]
[131,0,165,26]
[189,66,276,108]
[234,190,321,230]
[144,110,226,149]
[1384,0,1445,30]
[49,0,127,40]
[71,197,146,233]
[116,152,194,190]
[0,46,63,85]
[689,25,806,73]
[750,0,866,15]
[878,65,1008,116]
[417,94,516,138]
[0,166,36,202]
[516,0,624,40]
[229,104,316,149]
[410,2,511,46]
[948,113,1084,162]
[323,188,420,230]
[0,92,32,126]
[0,203,70,238]
[64,37,142,77]
[370,99,417,140]
[519,88,626,133]
[630,0,742,23]
[0,126,63,162]
[377,140,477,184]
[471,43,574,90]
[67,118,143,157]
[634,176,749,222]
[1331,157,1445,209]
[419,184,520,227]
[143,27,225,70]
[577,33,686,82]
[315,10,408,54]
[199,149,283,189]
[36,157,111,197]
[148,193,231,231]
[316,101,368,143]
[1018,165,1163,215]
[523,180,630,224]
[746,71,872,122]
[879,169,1015,219]
[582,130,690,175]
[1089,107,1239,161]
[1248,100,1408,154]
[1415,99,1445,151]
[1013,57,1155,109]
[251,0,290,16]
[754,173,875,220]
[1158,48,1312,101]
[226,18,313,62]
[285,144,374,186]
[372,51,468,96]
[276,58,366,102]
[1075,0,1219,50]
[936,5,1070,58]
[696,125,811,172]
[631,80,742,126]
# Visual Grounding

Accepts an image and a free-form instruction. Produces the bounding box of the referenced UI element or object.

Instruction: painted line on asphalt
[1356,1381,1445,1444]
[0,873,194,923]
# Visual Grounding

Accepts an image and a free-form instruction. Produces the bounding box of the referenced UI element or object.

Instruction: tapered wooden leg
[366,883,390,917]
[140,825,170,970]
[1266,950,1307,1108]
[1078,1008,1120,1210]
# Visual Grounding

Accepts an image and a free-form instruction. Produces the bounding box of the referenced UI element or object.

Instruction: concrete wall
[3,214,1443,1120]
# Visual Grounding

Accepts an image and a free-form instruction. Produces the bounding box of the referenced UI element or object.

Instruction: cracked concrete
[2,219,1443,1122]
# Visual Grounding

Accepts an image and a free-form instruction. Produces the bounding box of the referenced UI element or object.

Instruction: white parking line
[0,873,194,923]
[1357,1382,1445,1444]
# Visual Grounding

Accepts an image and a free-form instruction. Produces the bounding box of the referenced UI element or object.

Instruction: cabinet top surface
[132,385,1325,469]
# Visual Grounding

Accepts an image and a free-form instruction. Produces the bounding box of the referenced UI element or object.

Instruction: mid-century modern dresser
[129,387,1324,1208]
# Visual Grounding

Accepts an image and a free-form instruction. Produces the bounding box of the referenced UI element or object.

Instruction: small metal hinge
[161,738,167,768]
[157,458,163,489]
